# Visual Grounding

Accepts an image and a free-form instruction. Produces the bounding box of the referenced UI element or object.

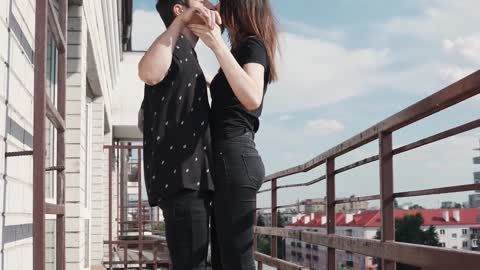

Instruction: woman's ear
[173,4,184,17]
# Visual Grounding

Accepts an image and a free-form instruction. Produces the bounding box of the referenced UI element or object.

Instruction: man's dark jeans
[159,190,212,270]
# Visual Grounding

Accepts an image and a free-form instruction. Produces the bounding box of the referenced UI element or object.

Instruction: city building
[302,196,369,214]
[470,144,480,208]
[285,209,480,270]
[0,0,138,269]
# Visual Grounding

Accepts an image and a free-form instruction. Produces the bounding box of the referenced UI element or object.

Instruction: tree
[257,213,266,227]
[394,199,400,209]
[374,214,440,270]
[408,204,425,210]
[255,211,287,258]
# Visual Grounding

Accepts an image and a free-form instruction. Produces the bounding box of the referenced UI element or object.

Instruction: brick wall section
[90,97,105,264]
[65,4,88,270]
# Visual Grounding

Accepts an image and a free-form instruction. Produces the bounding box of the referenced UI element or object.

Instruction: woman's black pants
[211,131,265,270]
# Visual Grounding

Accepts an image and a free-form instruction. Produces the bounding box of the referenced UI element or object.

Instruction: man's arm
[138,7,214,86]
[138,18,186,86]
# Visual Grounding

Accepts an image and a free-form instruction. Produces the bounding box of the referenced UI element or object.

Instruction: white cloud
[278,114,294,121]
[443,34,480,64]
[440,65,476,84]
[280,18,346,42]
[379,1,480,95]
[383,0,479,40]
[304,119,345,136]
[266,33,392,113]
[439,34,480,86]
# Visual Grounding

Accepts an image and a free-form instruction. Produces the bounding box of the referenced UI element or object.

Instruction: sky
[131,0,480,210]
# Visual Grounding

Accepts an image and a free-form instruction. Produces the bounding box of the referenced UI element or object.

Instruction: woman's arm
[138,8,214,86]
[189,24,265,111]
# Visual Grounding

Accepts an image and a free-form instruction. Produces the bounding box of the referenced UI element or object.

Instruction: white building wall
[433,225,472,250]
[65,4,89,269]
[1,0,35,269]
[90,97,105,264]
[0,0,121,269]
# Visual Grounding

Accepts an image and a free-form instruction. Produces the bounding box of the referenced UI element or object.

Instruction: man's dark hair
[156,0,189,27]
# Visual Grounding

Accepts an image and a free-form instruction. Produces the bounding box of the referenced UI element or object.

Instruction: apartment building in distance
[301,196,369,214]
[469,143,480,208]
[285,209,480,270]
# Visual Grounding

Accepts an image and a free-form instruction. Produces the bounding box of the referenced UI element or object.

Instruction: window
[346,251,353,261]
[452,233,457,239]
[306,244,311,249]
[440,242,446,247]
[291,242,295,247]
[291,251,296,256]
[313,255,319,261]
[306,254,311,259]
[440,229,445,235]
[296,242,302,248]
[473,239,478,248]
[313,245,318,250]
[462,229,468,235]
[452,246,458,249]
[463,241,468,248]
[346,229,353,237]
[45,32,58,200]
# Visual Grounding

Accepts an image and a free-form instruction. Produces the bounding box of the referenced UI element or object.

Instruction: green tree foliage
[374,214,440,270]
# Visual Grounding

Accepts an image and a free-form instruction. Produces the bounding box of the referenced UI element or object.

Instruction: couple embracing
[138,0,278,269]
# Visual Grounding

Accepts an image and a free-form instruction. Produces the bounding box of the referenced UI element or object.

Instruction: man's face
[187,0,216,10]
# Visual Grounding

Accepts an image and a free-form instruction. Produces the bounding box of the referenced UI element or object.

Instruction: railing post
[108,147,113,270]
[326,158,336,270]
[56,0,67,269]
[33,1,48,269]
[271,178,278,259]
[380,132,395,270]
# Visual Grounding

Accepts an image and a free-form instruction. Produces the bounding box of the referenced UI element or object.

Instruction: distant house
[285,208,480,270]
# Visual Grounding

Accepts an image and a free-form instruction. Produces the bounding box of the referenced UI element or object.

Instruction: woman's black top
[210,36,270,139]
[143,36,214,206]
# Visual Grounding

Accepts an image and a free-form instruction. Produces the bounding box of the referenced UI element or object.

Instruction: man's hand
[178,7,221,30]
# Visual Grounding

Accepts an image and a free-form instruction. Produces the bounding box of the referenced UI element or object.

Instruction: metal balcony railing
[253,70,480,270]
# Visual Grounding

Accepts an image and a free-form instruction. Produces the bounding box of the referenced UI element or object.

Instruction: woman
[188,0,279,269]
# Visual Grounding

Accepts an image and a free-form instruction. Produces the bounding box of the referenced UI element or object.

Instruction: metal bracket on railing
[5,151,34,157]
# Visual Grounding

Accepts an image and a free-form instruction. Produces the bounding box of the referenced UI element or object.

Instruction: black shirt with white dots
[143,36,214,206]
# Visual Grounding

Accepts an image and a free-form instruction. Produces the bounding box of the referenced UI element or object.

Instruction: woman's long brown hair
[219,0,279,83]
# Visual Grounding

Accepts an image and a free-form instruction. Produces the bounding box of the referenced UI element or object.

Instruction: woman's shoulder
[239,35,266,50]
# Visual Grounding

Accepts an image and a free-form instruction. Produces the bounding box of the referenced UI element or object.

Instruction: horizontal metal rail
[254,252,308,270]
[45,203,64,215]
[47,0,66,52]
[5,151,34,157]
[254,70,480,270]
[264,70,480,182]
[46,96,65,132]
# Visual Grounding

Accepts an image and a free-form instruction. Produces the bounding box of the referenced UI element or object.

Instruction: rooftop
[288,209,480,228]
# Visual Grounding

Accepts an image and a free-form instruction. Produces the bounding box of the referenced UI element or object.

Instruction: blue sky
[132,0,480,209]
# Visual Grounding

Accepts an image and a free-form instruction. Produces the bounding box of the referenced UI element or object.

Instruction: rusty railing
[103,144,169,270]
[254,70,480,270]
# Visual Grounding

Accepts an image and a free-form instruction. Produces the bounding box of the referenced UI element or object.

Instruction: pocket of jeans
[241,153,265,190]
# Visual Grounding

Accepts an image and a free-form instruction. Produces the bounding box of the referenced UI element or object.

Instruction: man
[138,1,218,269]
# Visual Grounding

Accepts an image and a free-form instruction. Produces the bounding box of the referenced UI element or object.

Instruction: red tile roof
[288,209,480,228]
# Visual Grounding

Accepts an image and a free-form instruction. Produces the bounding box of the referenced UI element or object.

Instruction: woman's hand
[178,7,220,30]
[188,22,226,53]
